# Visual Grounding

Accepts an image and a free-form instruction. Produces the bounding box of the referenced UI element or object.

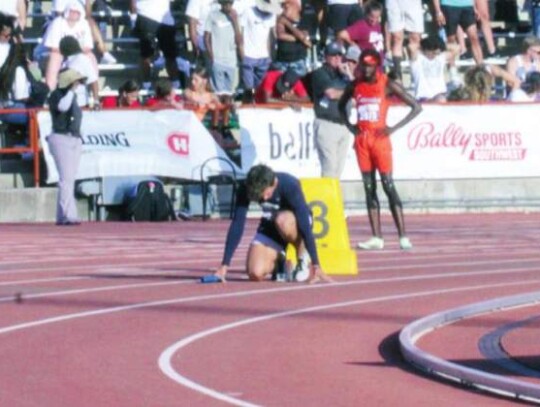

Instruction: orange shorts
[354,132,393,173]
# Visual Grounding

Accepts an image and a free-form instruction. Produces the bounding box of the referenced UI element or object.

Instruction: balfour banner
[240,104,539,180]
[38,110,242,184]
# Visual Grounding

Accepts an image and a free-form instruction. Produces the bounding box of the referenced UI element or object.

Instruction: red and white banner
[240,104,540,180]
[38,110,241,184]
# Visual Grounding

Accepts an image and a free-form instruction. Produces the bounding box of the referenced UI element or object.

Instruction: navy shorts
[441,5,476,37]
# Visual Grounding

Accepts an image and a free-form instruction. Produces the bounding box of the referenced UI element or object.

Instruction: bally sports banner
[240,103,540,180]
[38,110,242,184]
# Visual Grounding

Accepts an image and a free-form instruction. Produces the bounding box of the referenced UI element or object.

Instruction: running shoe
[292,255,311,282]
[357,237,384,250]
[399,236,413,250]
[100,52,117,65]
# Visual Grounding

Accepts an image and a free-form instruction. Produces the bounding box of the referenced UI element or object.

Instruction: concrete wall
[2,177,540,223]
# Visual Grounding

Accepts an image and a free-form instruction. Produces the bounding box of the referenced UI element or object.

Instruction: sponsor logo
[82,132,130,147]
[268,122,315,161]
[167,133,189,156]
[407,122,526,161]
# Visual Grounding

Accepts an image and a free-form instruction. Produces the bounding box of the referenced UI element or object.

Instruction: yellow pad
[287,178,358,276]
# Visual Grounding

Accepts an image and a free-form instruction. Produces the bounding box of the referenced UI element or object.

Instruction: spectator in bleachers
[59,35,99,109]
[408,35,459,102]
[273,0,311,76]
[325,0,363,41]
[506,36,540,87]
[507,71,540,102]
[146,77,183,110]
[129,0,182,91]
[102,79,141,108]
[385,0,424,81]
[255,66,310,104]
[337,1,384,60]
[240,0,281,103]
[0,41,32,127]
[531,0,540,38]
[0,14,14,69]
[0,1,26,43]
[204,0,243,132]
[186,0,217,70]
[311,41,352,179]
[38,1,98,90]
[51,0,117,64]
[449,64,516,102]
[341,44,360,80]
[432,0,484,64]
[184,66,239,148]
[475,0,498,58]
[184,65,222,121]
[47,68,86,226]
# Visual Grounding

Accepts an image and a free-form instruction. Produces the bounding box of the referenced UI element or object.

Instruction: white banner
[38,110,242,184]
[240,104,540,180]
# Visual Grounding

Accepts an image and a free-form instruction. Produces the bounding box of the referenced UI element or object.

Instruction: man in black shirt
[215,164,332,284]
[311,42,353,179]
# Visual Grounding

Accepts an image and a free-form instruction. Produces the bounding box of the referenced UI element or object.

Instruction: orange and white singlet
[352,71,393,173]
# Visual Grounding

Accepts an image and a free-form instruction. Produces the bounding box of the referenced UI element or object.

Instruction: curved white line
[157,278,540,406]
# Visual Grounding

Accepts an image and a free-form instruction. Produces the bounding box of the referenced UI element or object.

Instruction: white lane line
[1,264,540,304]
[158,278,540,407]
[0,279,196,303]
[0,276,88,287]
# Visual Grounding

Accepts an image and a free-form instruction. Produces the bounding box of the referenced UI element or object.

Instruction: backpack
[124,180,176,221]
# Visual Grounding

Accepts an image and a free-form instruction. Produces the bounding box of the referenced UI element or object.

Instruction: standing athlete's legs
[380,172,412,249]
[357,171,385,250]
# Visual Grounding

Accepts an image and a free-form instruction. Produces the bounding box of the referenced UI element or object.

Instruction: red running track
[0,213,539,406]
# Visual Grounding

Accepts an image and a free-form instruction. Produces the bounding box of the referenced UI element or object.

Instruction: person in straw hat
[47,68,86,226]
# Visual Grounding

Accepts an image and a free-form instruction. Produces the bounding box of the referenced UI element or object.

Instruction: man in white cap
[47,68,87,226]
[240,0,281,103]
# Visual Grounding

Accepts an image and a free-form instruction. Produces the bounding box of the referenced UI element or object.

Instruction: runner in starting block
[214,164,333,284]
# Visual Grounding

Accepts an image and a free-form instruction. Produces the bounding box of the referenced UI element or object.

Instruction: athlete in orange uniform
[338,49,422,250]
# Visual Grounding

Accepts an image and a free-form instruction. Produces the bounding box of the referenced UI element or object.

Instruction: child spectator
[102,80,142,108]
[184,66,238,148]
[59,35,99,108]
[408,36,459,102]
[184,65,222,122]
[146,77,183,110]
[204,0,243,136]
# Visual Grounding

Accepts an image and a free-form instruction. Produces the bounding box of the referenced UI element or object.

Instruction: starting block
[287,178,358,276]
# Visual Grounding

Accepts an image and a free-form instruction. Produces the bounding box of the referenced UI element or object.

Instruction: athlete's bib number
[357,104,380,122]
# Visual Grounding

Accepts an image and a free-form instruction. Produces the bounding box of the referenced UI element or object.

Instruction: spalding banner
[38,110,241,184]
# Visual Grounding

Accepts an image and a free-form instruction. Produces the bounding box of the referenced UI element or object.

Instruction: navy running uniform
[221,172,320,267]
